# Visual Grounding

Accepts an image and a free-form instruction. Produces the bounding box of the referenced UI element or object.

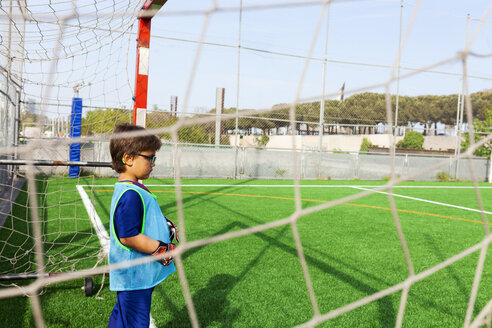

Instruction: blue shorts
[108,287,154,328]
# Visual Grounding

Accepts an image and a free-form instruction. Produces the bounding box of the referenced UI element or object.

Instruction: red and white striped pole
[133,0,167,127]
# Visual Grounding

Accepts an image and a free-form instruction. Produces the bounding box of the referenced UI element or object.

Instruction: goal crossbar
[0,159,111,167]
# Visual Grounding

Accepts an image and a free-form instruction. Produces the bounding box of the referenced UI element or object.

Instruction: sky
[3,0,492,119]
[142,0,492,113]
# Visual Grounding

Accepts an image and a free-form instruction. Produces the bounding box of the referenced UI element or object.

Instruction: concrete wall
[232,134,457,152]
[422,136,457,151]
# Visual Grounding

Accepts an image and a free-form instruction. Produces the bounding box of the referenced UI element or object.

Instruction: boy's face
[122,150,156,181]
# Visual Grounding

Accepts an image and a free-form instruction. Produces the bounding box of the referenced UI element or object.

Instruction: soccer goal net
[0,1,492,327]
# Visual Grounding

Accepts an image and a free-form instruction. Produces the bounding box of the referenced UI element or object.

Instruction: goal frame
[133,0,168,127]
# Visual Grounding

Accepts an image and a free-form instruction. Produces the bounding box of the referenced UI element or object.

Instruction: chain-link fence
[17,139,491,182]
[15,101,489,182]
[0,68,20,192]
[18,92,491,161]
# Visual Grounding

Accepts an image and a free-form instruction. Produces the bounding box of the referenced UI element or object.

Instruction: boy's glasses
[137,153,157,164]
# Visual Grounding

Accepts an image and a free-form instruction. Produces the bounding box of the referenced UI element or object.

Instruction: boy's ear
[122,153,133,166]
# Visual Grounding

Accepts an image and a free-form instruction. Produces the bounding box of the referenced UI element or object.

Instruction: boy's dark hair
[110,123,162,173]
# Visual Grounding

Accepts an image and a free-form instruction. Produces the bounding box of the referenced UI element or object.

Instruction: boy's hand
[152,241,176,266]
[165,216,179,243]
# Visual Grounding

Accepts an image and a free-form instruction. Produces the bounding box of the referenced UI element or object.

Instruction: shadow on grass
[0,295,29,327]
[162,274,239,328]
[424,233,468,301]
[153,180,400,327]
[230,220,398,327]
[158,216,398,327]
[402,233,472,320]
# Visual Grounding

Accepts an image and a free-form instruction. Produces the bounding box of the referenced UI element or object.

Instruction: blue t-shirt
[113,190,143,240]
[113,180,153,240]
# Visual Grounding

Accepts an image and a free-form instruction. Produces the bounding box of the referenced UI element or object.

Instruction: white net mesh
[0,0,492,327]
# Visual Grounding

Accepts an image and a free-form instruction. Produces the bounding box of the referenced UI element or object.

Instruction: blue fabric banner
[69,98,82,178]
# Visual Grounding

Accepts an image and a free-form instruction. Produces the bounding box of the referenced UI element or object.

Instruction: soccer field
[0,178,491,327]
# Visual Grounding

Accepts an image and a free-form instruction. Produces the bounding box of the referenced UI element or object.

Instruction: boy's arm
[121,234,176,266]
[120,234,160,254]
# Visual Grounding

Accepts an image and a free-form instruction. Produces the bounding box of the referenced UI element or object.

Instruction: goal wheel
[84,277,94,297]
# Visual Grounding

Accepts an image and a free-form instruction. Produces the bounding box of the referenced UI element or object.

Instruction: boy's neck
[117,176,150,193]
[118,172,139,183]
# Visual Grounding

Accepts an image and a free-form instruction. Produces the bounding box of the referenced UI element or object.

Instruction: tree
[413,95,434,135]
[167,90,492,139]
[441,94,458,126]
[178,125,209,144]
[396,131,424,149]
[20,111,49,132]
[471,92,492,120]
[146,108,176,139]
[82,108,131,135]
[324,99,343,134]
[360,138,373,152]
[461,109,492,157]
[341,93,387,133]
[256,135,270,147]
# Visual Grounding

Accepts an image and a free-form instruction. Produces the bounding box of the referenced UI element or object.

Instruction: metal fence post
[318,4,330,152]
[354,152,359,179]
[215,88,224,148]
[455,14,470,181]
[404,153,409,177]
[488,152,492,183]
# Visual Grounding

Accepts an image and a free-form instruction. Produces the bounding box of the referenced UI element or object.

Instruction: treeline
[197,91,492,137]
[22,91,492,139]
[264,91,492,135]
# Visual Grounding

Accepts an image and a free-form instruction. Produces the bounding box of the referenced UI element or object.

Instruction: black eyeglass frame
[136,153,157,164]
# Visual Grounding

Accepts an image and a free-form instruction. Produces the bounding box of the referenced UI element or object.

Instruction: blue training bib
[109,182,175,291]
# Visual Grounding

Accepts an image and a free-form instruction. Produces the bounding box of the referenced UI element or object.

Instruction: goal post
[133,0,168,127]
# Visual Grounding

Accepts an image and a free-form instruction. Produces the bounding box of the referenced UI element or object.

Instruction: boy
[108,123,178,328]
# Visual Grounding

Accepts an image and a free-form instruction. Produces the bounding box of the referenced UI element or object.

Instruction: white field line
[351,186,492,216]
[80,184,492,189]
[75,185,157,328]
[76,185,110,254]
[79,183,491,215]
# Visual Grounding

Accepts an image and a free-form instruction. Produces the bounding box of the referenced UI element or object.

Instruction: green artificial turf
[0,177,491,327]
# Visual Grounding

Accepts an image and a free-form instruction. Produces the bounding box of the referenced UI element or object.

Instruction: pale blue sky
[9,0,492,119]
[141,0,492,113]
